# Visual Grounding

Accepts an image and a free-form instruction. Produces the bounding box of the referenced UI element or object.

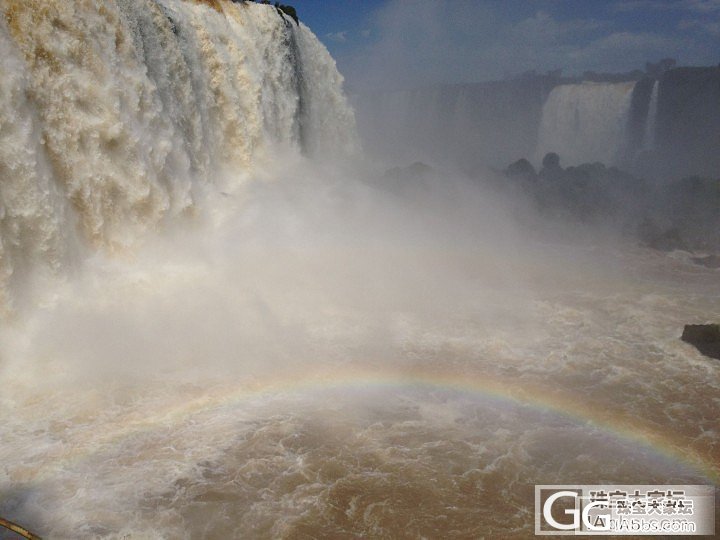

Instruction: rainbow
[15,367,720,485]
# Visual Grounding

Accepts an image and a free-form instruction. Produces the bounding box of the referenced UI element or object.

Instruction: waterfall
[0,0,358,309]
[642,80,659,151]
[355,79,547,170]
[535,81,636,167]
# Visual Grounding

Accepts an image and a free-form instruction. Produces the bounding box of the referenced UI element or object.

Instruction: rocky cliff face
[358,68,720,180]
[354,76,556,171]
[656,67,720,178]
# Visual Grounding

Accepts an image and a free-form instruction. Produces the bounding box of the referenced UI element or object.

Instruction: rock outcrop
[681,324,720,360]
[691,255,720,269]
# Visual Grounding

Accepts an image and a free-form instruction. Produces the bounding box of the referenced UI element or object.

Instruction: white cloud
[612,0,720,12]
[611,1,679,13]
[588,31,682,50]
[339,0,718,91]
[678,0,720,13]
[679,17,720,35]
[326,31,348,43]
[511,10,606,44]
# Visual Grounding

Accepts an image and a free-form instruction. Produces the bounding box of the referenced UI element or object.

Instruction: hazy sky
[290,0,720,91]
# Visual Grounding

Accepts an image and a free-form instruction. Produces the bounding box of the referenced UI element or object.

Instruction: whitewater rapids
[1,196,718,537]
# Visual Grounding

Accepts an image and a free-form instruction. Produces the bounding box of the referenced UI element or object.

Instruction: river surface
[2,237,718,539]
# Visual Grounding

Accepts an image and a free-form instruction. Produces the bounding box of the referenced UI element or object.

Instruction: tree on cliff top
[231,0,299,25]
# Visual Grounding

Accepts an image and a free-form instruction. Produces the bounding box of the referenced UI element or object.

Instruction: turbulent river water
[0,1,718,539]
[1,170,719,537]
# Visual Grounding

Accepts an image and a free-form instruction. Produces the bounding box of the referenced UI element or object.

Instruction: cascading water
[535,81,636,167]
[642,80,659,151]
[0,0,358,310]
[2,4,719,539]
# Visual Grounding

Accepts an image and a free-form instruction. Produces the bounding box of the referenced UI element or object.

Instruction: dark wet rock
[691,254,720,269]
[500,155,717,250]
[539,152,563,182]
[646,228,687,252]
[657,67,720,179]
[381,162,436,193]
[681,324,720,360]
[662,176,720,251]
[505,158,536,180]
[384,162,434,182]
[405,161,434,178]
[542,152,560,170]
[531,156,646,222]
[504,159,537,189]
[637,221,688,252]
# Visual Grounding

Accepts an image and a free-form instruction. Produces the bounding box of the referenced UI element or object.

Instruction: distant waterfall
[536,81,636,167]
[642,80,659,151]
[0,0,358,308]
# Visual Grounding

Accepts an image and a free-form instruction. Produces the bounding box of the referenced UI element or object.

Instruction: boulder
[539,152,563,182]
[637,220,688,252]
[681,324,720,360]
[505,158,536,181]
[384,161,434,182]
[691,254,720,269]
[382,162,435,193]
[542,152,560,170]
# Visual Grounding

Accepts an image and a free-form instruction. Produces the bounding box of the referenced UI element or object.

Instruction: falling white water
[536,81,636,167]
[0,0,358,310]
[2,5,720,539]
[642,80,659,151]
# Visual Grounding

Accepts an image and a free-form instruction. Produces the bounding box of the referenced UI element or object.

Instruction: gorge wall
[356,67,720,179]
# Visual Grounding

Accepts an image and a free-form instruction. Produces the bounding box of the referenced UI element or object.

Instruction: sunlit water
[2,229,718,538]
[536,81,636,167]
[0,1,718,538]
